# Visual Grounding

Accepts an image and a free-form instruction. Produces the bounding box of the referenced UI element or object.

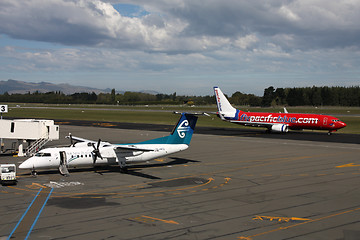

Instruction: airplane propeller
[91,139,103,165]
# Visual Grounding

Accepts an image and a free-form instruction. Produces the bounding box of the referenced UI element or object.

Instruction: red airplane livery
[214,87,346,134]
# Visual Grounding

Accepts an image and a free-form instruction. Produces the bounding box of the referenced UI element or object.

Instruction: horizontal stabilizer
[173,111,209,116]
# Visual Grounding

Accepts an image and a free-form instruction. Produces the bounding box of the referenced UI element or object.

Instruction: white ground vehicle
[0,164,17,185]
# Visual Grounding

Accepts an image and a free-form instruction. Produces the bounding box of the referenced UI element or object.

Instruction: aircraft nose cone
[339,121,346,128]
[19,158,34,169]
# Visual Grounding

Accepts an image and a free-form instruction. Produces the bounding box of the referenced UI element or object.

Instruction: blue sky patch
[112,4,149,18]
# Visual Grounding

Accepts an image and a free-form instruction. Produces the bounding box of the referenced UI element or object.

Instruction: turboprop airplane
[214,86,346,135]
[19,112,198,176]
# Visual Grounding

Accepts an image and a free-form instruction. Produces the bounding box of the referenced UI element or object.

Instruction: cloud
[0,1,112,45]
[1,0,359,53]
[155,0,360,50]
[0,0,359,95]
[234,35,259,50]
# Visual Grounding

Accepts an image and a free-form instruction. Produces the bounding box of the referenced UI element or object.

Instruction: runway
[1,124,359,239]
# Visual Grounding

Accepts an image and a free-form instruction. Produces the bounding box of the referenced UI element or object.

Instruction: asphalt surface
[55,119,360,144]
[0,124,359,239]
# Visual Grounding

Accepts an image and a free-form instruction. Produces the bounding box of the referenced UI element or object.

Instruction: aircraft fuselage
[225,110,346,131]
[19,144,188,171]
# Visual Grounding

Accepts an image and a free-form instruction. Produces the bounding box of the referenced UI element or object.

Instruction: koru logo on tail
[177,120,191,138]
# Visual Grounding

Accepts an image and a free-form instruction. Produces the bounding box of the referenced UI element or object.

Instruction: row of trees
[0,90,179,105]
[0,86,359,107]
[260,86,360,107]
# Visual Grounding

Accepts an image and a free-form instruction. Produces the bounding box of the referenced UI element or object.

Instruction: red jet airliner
[214,87,346,135]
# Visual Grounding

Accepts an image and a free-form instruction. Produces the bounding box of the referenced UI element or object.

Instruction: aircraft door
[323,117,328,126]
[59,151,69,175]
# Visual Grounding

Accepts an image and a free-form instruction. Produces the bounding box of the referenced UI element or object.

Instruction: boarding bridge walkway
[0,119,59,156]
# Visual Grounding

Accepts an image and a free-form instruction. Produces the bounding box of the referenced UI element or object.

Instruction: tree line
[259,86,360,107]
[0,86,359,107]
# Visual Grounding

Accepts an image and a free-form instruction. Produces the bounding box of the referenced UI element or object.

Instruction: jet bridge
[0,119,59,156]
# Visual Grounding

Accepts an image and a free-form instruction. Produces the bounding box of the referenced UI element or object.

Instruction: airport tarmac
[0,125,360,240]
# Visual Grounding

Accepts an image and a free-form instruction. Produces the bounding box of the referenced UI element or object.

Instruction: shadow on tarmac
[19,157,200,180]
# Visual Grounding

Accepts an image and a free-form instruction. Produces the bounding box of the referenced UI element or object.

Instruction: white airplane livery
[19,113,198,175]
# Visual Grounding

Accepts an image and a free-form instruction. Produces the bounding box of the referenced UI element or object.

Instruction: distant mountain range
[0,79,159,95]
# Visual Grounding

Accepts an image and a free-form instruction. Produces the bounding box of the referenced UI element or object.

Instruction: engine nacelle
[271,124,289,133]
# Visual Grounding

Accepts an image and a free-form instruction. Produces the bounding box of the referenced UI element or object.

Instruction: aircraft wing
[67,135,95,143]
[66,135,111,147]
[229,120,290,133]
[114,145,155,152]
[229,120,275,128]
[173,111,211,116]
[205,111,218,115]
[114,145,155,159]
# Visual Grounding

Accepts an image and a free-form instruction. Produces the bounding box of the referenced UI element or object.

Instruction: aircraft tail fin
[138,113,198,145]
[213,86,237,119]
[166,113,198,145]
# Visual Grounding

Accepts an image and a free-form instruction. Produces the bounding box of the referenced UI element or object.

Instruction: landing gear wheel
[31,170,37,177]
[120,167,128,173]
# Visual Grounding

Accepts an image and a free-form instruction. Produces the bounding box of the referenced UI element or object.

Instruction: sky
[0,0,359,96]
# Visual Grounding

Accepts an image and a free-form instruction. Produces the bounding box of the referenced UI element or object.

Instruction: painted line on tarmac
[336,163,360,168]
[128,215,179,225]
[253,215,311,223]
[7,188,42,239]
[141,215,179,225]
[238,206,360,240]
[7,188,54,240]
[25,188,54,239]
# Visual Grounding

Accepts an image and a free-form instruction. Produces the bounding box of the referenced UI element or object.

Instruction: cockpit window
[35,152,51,157]
[332,119,339,122]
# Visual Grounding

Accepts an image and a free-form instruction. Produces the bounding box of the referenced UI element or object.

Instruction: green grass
[3,104,359,134]
[4,102,360,114]
[335,116,360,134]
